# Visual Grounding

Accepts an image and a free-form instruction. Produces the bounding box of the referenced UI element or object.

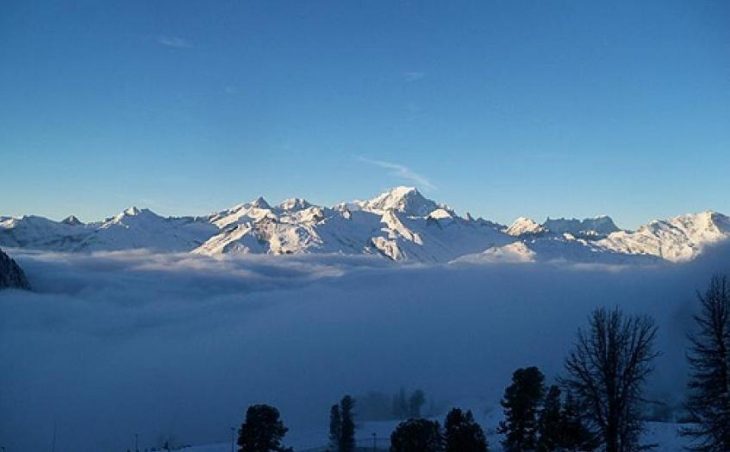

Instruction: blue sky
[1,1,729,228]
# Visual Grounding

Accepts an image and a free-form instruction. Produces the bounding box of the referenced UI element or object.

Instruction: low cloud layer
[1,247,729,451]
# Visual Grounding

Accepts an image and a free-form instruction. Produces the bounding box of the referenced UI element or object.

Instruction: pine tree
[390,418,444,452]
[339,395,356,452]
[559,391,596,451]
[497,366,545,452]
[393,387,408,419]
[443,408,488,452]
[329,404,341,451]
[537,385,562,451]
[409,389,426,418]
[237,404,291,452]
[682,276,730,451]
[562,307,657,452]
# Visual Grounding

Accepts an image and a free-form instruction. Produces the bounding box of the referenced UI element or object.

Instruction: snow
[598,211,730,262]
[505,217,546,237]
[1,189,729,264]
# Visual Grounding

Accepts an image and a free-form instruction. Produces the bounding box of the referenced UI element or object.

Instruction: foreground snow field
[2,245,728,451]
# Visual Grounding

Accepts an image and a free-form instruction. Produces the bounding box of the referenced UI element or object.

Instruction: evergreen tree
[537,385,562,451]
[237,404,291,452]
[339,395,356,452]
[443,408,488,452]
[562,307,657,452]
[409,389,426,418]
[390,418,443,452]
[329,404,342,451]
[393,387,408,419]
[682,276,730,451]
[498,366,545,451]
[559,391,596,451]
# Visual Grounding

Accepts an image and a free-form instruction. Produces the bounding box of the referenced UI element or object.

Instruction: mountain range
[2,187,729,264]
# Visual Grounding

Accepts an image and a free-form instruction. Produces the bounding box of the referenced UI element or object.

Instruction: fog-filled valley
[2,244,729,451]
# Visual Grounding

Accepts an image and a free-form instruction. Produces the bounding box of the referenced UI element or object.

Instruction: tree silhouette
[562,307,657,452]
[682,276,730,451]
[390,418,443,452]
[237,404,291,452]
[498,366,545,451]
[443,408,488,452]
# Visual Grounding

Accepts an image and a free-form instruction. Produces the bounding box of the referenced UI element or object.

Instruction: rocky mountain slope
[2,187,728,264]
[0,248,30,290]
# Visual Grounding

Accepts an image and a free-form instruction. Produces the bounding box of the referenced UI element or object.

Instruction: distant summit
[543,216,619,239]
[359,186,441,217]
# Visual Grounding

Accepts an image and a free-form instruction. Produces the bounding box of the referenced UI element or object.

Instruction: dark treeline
[226,276,730,452]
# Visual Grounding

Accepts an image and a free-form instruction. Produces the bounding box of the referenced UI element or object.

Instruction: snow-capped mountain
[505,217,547,237]
[2,187,728,264]
[194,187,510,262]
[597,211,730,262]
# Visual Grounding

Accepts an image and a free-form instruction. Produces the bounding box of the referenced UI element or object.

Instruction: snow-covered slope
[2,189,728,264]
[597,211,730,262]
[0,207,216,253]
[505,217,546,237]
[193,187,510,262]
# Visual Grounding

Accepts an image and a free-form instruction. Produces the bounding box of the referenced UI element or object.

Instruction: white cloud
[359,157,437,190]
[157,35,193,49]
[1,246,723,450]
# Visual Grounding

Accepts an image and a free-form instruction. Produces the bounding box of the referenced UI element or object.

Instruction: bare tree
[561,307,658,452]
[681,276,730,451]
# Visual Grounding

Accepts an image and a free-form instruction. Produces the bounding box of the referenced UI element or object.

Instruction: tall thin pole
[230,427,235,452]
[372,432,377,451]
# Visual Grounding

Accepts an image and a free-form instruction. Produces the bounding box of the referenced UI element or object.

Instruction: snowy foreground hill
[2,187,729,263]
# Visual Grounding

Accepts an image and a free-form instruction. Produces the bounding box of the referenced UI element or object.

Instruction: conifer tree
[443,408,488,452]
[409,389,426,418]
[537,385,562,451]
[497,366,545,451]
[559,391,596,451]
[682,276,730,451]
[390,418,443,452]
[237,404,291,452]
[339,395,356,452]
[393,387,408,419]
[329,404,341,451]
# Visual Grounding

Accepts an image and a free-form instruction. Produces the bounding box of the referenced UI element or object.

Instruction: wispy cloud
[157,35,193,49]
[403,71,426,82]
[359,157,436,190]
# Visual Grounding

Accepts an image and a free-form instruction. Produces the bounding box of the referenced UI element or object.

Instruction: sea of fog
[1,246,729,451]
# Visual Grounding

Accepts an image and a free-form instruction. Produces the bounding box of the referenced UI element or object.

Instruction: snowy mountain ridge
[2,187,728,264]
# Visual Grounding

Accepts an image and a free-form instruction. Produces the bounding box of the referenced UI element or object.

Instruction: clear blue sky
[1,1,729,228]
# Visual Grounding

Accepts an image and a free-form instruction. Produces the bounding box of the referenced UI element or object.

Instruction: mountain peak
[61,215,83,226]
[362,186,439,217]
[279,198,311,211]
[542,216,619,239]
[506,217,546,237]
[123,206,142,216]
[250,196,271,209]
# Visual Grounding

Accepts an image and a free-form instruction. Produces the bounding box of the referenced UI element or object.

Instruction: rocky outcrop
[0,248,31,290]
